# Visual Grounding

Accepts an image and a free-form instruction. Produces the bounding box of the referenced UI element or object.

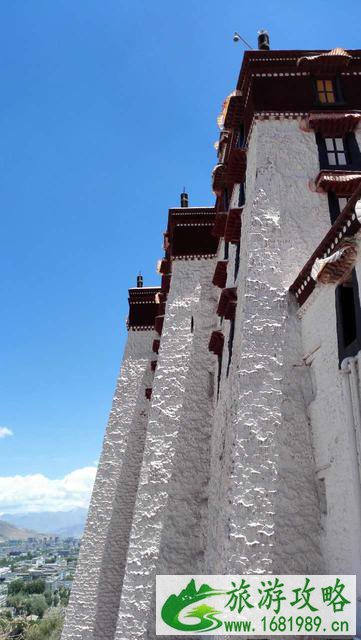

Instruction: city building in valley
[62,37,361,639]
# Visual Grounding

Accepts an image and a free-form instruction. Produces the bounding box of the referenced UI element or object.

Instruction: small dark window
[316,79,336,104]
[238,183,245,208]
[237,123,245,148]
[223,188,229,211]
[234,243,240,281]
[335,270,361,364]
[190,316,194,333]
[217,354,222,399]
[224,241,229,260]
[328,193,348,224]
[226,318,235,377]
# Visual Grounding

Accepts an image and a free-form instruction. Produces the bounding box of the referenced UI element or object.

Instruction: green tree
[8,578,25,595]
[26,580,46,595]
[24,611,64,640]
[28,594,47,619]
[58,587,69,607]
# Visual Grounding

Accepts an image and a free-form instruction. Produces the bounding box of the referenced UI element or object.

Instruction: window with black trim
[316,132,361,171]
[234,243,240,281]
[226,319,235,377]
[224,241,229,260]
[316,79,337,104]
[335,270,361,364]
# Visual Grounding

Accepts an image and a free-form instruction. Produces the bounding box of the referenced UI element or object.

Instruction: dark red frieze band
[127,287,161,330]
[166,206,218,258]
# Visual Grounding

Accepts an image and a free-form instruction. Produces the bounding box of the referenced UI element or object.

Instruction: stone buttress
[61,287,159,640]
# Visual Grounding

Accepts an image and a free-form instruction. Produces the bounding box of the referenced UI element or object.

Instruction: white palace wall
[300,279,361,633]
[62,329,154,640]
[206,118,331,576]
[114,258,217,640]
[62,115,361,640]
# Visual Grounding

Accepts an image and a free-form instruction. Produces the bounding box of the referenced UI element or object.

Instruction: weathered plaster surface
[207,119,328,578]
[62,330,154,640]
[63,118,361,640]
[114,258,217,640]
[300,281,361,634]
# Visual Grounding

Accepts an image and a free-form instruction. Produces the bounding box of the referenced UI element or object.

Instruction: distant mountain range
[0,520,44,542]
[1,508,88,538]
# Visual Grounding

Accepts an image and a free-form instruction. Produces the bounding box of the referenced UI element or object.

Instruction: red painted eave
[212,212,227,238]
[212,261,228,289]
[290,183,361,306]
[314,171,361,196]
[208,330,224,356]
[224,208,242,244]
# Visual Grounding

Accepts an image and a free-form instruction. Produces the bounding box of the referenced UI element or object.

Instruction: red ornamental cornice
[158,258,172,274]
[313,171,361,196]
[217,91,243,130]
[224,93,244,130]
[208,330,224,356]
[166,206,218,259]
[217,287,237,320]
[302,111,361,137]
[127,287,161,330]
[215,131,231,158]
[214,48,361,150]
[224,208,242,244]
[212,163,227,196]
[297,48,352,74]
[225,147,247,186]
[212,212,228,238]
[290,183,361,306]
[212,261,228,289]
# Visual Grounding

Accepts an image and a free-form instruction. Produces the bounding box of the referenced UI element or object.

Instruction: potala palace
[62,37,361,639]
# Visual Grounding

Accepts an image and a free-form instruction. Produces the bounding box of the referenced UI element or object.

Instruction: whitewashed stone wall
[114,258,217,640]
[62,329,154,640]
[62,116,361,640]
[206,119,330,577]
[300,280,361,634]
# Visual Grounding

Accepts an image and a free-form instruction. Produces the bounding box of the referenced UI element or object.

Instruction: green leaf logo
[161,579,226,633]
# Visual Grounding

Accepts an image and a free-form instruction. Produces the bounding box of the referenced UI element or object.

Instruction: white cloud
[0,466,97,514]
[0,427,13,439]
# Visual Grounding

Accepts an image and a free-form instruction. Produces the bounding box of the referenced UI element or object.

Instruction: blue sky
[1,0,360,512]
